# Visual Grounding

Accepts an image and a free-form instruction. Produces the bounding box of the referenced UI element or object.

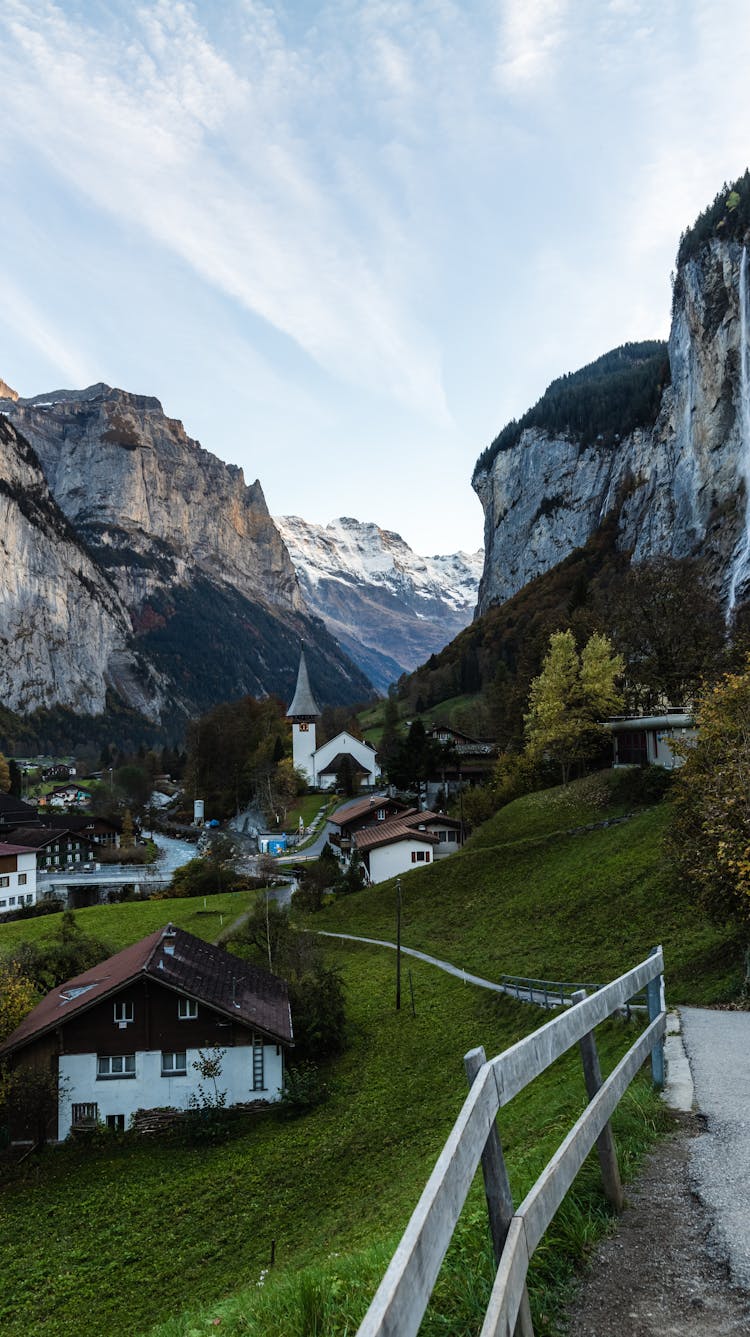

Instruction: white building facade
[0,844,38,913]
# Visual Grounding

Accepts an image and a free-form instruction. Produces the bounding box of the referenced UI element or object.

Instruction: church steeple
[287,649,320,785]
[287,648,321,721]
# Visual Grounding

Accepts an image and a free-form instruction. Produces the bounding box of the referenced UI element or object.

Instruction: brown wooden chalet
[0,925,293,1142]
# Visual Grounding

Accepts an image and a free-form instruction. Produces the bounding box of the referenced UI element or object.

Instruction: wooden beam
[356,1060,500,1337]
[571,989,624,1212]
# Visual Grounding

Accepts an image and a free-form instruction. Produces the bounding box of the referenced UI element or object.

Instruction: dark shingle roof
[0,925,292,1058]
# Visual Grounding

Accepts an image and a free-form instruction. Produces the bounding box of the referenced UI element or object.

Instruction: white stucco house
[0,924,293,1142]
[350,809,463,884]
[287,649,378,789]
[0,842,38,913]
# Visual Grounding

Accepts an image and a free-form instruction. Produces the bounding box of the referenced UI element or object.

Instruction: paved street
[681,1006,750,1288]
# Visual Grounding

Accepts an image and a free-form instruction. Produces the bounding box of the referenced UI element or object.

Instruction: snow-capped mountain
[274,515,483,692]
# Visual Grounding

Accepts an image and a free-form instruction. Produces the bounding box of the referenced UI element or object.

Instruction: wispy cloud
[0,0,451,421]
[494,0,571,94]
[0,272,92,386]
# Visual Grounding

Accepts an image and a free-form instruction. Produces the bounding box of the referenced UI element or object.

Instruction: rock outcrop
[274,515,483,692]
[473,236,750,615]
[0,416,162,717]
[0,386,372,727]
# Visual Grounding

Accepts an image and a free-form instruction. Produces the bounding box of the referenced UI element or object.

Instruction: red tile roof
[0,925,292,1058]
[0,842,37,856]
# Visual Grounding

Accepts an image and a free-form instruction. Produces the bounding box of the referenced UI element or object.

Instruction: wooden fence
[356,946,666,1337]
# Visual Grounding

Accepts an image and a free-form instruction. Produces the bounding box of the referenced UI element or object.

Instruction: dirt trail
[566,1113,750,1335]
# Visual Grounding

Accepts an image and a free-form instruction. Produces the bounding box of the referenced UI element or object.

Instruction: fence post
[464,1047,535,1337]
[646,945,665,1088]
[570,990,625,1212]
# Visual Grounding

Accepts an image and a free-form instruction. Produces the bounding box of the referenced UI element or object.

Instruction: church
[287,650,379,789]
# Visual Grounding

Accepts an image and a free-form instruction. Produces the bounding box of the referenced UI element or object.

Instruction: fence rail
[357,946,666,1337]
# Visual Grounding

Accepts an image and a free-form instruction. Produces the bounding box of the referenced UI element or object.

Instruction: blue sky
[1,1,749,555]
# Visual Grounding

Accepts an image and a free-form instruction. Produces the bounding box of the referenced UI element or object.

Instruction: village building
[6,826,95,872]
[330,796,463,883]
[0,793,40,831]
[0,924,293,1142]
[287,649,378,789]
[605,711,696,768]
[0,842,38,912]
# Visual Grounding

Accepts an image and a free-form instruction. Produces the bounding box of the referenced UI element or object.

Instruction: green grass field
[0,944,667,1337]
[0,772,737,1336]
[0,889,259,957]
[311,773,743,1005]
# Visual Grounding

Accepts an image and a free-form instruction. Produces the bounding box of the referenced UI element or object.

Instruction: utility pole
[396,878,402,1011]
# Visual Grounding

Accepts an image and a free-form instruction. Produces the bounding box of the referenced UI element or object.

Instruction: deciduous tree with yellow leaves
[670,661,750,925]
[524,630,624,784]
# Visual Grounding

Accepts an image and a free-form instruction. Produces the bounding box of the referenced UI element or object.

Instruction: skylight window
[60,984,96,1002]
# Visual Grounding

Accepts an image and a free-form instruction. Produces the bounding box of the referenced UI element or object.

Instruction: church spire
[287,648,321,720]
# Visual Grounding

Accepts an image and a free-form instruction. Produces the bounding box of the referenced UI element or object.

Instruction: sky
[2,2,750,557]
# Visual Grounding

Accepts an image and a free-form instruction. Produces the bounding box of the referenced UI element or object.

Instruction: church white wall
[313,731,378,786]
[292,721,317,784]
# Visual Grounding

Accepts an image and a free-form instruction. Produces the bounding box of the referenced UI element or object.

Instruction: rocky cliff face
[0,416,161,717]
[474,237,750,615]
[275,515,483,692]
[0,386,372,729]
[7,385,303,615]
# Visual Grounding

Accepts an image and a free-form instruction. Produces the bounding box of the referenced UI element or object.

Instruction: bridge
[38,865,172,894]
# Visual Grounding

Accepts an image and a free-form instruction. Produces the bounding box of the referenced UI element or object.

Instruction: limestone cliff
[0,416,161,717]
[7,385,303,616]
[473,235,750,615]
[0,385,372,726]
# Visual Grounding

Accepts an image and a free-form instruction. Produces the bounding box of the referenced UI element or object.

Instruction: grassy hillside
[0,889,259,957]
[1,773,736,1337]
[0,945,666,1337]
[311,772,744,1005]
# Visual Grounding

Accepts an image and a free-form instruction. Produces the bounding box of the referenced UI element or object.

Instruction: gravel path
[569,1006,750,1334]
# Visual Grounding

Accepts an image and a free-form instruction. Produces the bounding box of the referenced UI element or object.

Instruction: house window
[438,831,447,842]
[113,1001,134,1026]
[97,1055,135,1079]
[178,997,198,1020]
[0,900,6,908]
[299,722,309,732]
[8,897,15,906]
[161,1051,187,1076]
[410,851,430,863]
[616,730,649,765]
[18,873,27,885]
[376,808,386,821]
[72,1103,99,1127]
[106,1114,126,1132]
[0,877,8,888]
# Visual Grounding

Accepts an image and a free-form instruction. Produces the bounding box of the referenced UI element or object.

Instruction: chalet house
[0,842,38,912]
[43,814,122,848]
[605,712,696,768]
[349,808,462,884]
[425,723,496,790]
[0,925,293,1142]
[39,784,92,810]
[8,826,94,872]
[329,794,412,845]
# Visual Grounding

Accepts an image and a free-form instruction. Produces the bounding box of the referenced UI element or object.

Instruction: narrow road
[318,931,592,1006]
[681,1007,750,1288]
[569,1006,750,1333]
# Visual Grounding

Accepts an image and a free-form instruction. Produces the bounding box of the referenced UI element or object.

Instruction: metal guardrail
[356,946,666,1337]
